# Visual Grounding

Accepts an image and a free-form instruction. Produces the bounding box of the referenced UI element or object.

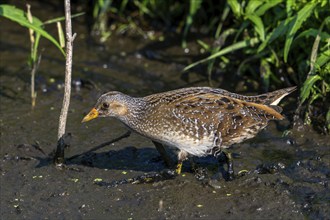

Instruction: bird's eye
[102,102,110,109]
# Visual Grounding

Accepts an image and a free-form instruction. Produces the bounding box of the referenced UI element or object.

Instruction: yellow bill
[82,108,99,123]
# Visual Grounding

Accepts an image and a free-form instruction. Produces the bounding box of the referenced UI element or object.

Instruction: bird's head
[82,91,129,123]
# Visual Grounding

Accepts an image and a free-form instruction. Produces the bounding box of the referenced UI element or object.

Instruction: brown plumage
[82,86,296,179]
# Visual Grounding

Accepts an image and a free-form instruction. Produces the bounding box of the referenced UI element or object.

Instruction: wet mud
[1,1,329,219]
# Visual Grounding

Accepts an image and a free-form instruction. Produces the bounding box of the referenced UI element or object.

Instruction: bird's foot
[227,171,235,181]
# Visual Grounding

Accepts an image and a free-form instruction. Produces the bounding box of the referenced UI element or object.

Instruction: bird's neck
[119,97,148,129]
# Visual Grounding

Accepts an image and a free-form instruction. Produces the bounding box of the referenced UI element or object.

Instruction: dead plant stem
[57,0,75,140]
[31,55,41,107]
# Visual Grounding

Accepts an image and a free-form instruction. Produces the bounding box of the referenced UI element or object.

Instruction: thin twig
[54,0,75,166]
[31,54,41,107]
[27,4,39,108]
[57,0,74,140]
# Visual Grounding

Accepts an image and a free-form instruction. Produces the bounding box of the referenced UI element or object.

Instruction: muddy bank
[1,1,329,219]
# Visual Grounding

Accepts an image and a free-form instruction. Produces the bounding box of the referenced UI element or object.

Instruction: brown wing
[168,93,284,119]
[152,93,284,147]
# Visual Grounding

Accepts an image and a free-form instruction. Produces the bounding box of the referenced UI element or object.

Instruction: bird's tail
[257,86,297,106]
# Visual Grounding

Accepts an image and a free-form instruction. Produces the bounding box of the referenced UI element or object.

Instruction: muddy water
[1,1,329,219]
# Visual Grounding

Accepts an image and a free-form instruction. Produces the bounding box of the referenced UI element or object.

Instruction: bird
[82,86,296,180]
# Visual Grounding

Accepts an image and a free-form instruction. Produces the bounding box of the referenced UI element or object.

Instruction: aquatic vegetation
[1,1,328,132]
[0,4,83,107]
[90,0,329,133]
[185,1,329,132]
[1,4,65,106]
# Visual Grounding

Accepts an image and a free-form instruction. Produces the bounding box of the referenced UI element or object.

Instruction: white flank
[270,93,289,105]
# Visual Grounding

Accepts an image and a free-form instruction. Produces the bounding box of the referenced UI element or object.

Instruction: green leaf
[234,20,249,42]
[184,38,259,71]
[57,22,65,48]
[255,0,283,16]
[119,0,129,14]
[43,12,85,25]
[300,75,322,103]
[32,33,41,62]
[182,0,202,48]
[258,18,291,52]
[134,0,154,17]
[215,5,231,38]
[227,0,242,17]
[284,2,317,62]
[321,0,328,7]
[309,93,322,104]
[100,0,112,14]
[0,4,65,56]
[295,28,330,42]
[260,59,271,90]
[286,0,295,17]
[197,40,210,51]
[316,49,330,68]
[245,0,264,15]
[246,14,265,41]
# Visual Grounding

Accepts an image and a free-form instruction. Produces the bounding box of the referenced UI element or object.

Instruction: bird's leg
[152,141,174,168]
[176,150,188,174]
[176,162,183,174]
[222,149,234,181]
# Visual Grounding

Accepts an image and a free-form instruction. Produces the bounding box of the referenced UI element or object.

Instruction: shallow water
[1,1,329,219]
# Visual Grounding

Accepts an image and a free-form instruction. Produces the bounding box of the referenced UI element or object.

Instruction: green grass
[2,1,329,132]
[89,0,329,132]
[0,4,83,106]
